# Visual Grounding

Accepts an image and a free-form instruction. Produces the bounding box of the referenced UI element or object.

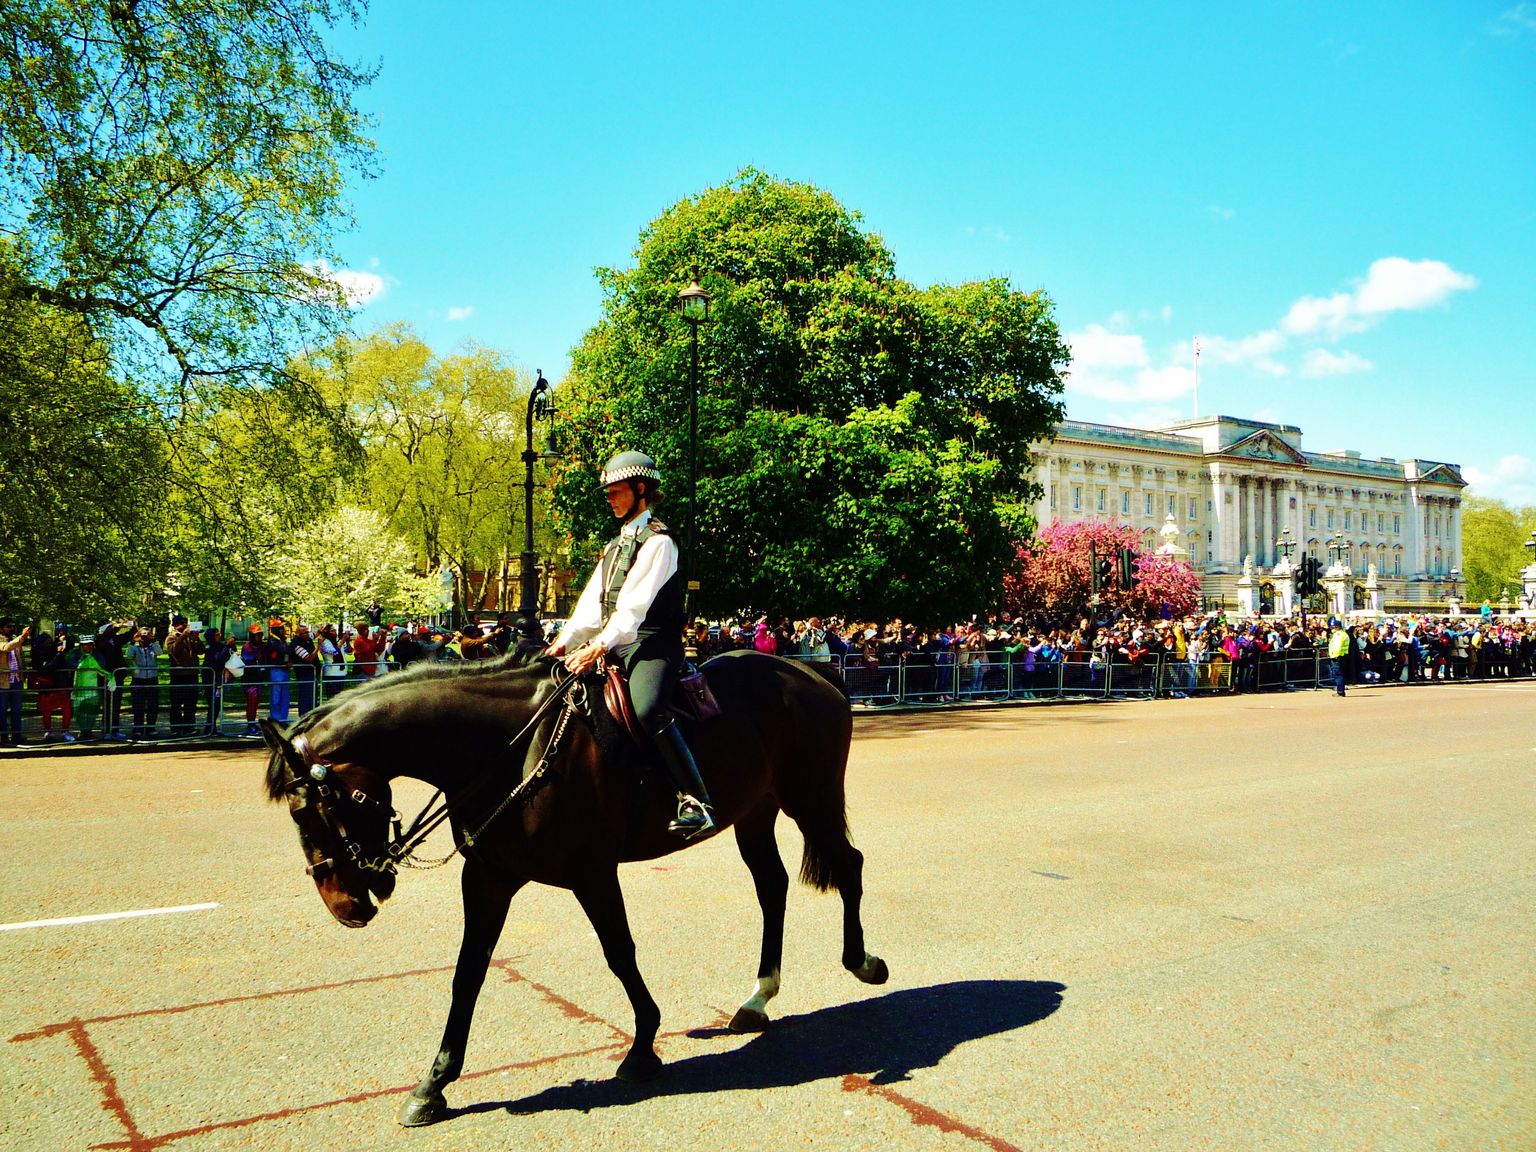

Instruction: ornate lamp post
[518,371,554,641]
[1275,526,1298,617]
[1521,531,1536,614]
[677,275,710,613]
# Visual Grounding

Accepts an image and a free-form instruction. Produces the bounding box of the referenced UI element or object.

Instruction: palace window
[1168,494,1176,516]
[1309,508,1316,528]
[1327,510,1334,530]
[1097,489,1106,513]
[1190,497,1198,519]
[1121,491,1130,514]
[1073,487,1081,511]
[1344,511,1352,530]
[1378,513,1385,532]
[1393,553,1401,576]
[1393,513,1400,534]
[1145,492,1153,516]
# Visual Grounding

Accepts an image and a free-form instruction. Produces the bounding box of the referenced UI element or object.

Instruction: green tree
[1461,495,1536,603]
[0,287,165,619]
[552,168,1068,621]
[308,325,558,615]
[1,0,373,590]
[268,504,441,626]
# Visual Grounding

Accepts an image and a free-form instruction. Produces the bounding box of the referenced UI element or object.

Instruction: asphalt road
[2,683,1532,1151]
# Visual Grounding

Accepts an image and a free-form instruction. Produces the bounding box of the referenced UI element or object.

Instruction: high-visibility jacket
[1328,629,1350,659]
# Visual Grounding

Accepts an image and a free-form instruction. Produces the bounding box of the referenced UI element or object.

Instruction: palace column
[1449,498,1462,569]
[1266,478,1280,567]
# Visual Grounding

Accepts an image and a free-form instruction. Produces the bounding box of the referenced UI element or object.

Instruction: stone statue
[1242,554,1254,578]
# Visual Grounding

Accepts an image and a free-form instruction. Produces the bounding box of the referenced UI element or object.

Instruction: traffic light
[1296,556,1321,597]
[1090,542,1112,592]
[1117,546,1137,589]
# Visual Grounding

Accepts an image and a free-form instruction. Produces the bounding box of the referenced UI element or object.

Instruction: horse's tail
[798,808,850,892]
[782,656,854,894]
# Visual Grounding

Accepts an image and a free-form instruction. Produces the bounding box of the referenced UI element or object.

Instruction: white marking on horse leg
[729,967,779,1032]
[740,968,780,1016]
[852,952,888,984]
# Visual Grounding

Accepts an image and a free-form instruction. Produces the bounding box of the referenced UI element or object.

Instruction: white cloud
[1300,348,1374,377]
[1281,292,1366,337]
[446,305,476,322]
[1281,258,1476,337]
[1355,257,1478,314]
[1492,3,1536,36]
[1197,329,1287,373]
[1073,255,1472,414]
[1463,455,1536,508]
[1069,324,1148,370]
[306,259,386,307]
[1208,205,1236,222]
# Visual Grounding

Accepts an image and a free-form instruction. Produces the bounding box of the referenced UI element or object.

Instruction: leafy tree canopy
[1460,495,1536,603]
[0,287,164,619]
[302,324,557,615]
[552,168,1068,622]
[0,0,376,618]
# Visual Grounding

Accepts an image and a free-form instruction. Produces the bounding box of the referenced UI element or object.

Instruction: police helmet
[598,451,661,489]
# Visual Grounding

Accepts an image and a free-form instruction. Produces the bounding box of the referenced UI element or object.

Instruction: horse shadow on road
[474,978,1065,1119]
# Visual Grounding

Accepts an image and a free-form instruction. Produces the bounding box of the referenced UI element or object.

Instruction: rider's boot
[652,720,716,840]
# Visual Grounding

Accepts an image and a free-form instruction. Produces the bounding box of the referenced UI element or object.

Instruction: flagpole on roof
[1193,337,1202,419]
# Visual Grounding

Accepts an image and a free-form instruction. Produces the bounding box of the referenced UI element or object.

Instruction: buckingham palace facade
[1031,415,1465,611]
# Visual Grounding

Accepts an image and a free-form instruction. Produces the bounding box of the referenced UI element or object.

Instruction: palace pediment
[1416,462,1464,486]
[1215,429,1308,466]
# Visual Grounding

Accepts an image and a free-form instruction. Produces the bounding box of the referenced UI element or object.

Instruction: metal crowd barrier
[4,637,1535,748]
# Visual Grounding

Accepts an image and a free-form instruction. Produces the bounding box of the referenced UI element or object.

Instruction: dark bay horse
[260,650,887,1127]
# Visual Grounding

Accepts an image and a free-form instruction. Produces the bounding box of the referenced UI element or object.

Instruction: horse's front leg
[398,861,523,1127]
[573,868,663,1082]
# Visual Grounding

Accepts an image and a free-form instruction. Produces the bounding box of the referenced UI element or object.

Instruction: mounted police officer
[546,451,716,839]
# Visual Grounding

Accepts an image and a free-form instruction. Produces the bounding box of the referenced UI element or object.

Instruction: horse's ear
[258,718,297,763]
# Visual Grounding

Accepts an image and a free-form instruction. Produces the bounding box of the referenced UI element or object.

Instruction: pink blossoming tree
[1004,520,1202,620]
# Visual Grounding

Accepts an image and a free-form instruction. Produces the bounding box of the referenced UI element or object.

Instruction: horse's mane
[263,653,559,801]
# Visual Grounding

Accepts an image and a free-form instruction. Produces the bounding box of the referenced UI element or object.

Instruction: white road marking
[0,902,219,932]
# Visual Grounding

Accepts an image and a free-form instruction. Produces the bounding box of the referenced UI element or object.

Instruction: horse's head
[261,717,398,928]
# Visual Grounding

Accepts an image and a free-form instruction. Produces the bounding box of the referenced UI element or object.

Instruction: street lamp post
[1275,527,1298,618]
[519,371,553,642]
[677,275,710,615]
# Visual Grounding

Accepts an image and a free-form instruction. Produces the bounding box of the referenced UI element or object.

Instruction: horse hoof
[615,1049,663,1083]
[729,1006,770,1033]
[852,954,889,985]
[397,1091,449,1127]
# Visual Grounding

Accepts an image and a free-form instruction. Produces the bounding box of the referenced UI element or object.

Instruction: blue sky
[326,2,1536,504]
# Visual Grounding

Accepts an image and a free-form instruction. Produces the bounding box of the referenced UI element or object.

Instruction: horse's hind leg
[795,811,889,986]
[729,800,788,1032]
[572,868,663,1082]
[399,861,522,1126]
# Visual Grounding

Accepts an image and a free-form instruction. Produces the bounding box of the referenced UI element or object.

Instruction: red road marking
[842,1074,1025,1152]
[13,960,1020,1151]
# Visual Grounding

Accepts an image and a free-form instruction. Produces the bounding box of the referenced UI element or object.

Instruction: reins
[285,663,587,876]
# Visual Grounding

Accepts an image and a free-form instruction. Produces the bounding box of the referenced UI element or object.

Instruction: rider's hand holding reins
[556,641,605,677]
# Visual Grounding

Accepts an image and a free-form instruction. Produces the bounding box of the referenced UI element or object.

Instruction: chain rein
[396,681,581,870]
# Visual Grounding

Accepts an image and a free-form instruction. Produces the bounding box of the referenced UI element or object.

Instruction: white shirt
[555,509,679,653]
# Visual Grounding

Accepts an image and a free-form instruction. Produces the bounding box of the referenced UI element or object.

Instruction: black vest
[599,517,684,652]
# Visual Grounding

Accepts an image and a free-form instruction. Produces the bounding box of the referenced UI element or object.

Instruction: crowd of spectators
[0,610,537,746]
[2,603,1533,747]
[678,608,1536,702]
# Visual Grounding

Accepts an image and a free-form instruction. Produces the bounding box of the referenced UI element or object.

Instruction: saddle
[602,662,720,747]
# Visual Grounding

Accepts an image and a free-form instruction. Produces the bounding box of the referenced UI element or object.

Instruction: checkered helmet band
[598,451,661,489]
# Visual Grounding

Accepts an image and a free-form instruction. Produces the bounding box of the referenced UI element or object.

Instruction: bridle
[276,665,586,880]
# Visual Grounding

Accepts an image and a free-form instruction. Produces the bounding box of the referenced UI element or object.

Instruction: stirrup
[668,795,716,840]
